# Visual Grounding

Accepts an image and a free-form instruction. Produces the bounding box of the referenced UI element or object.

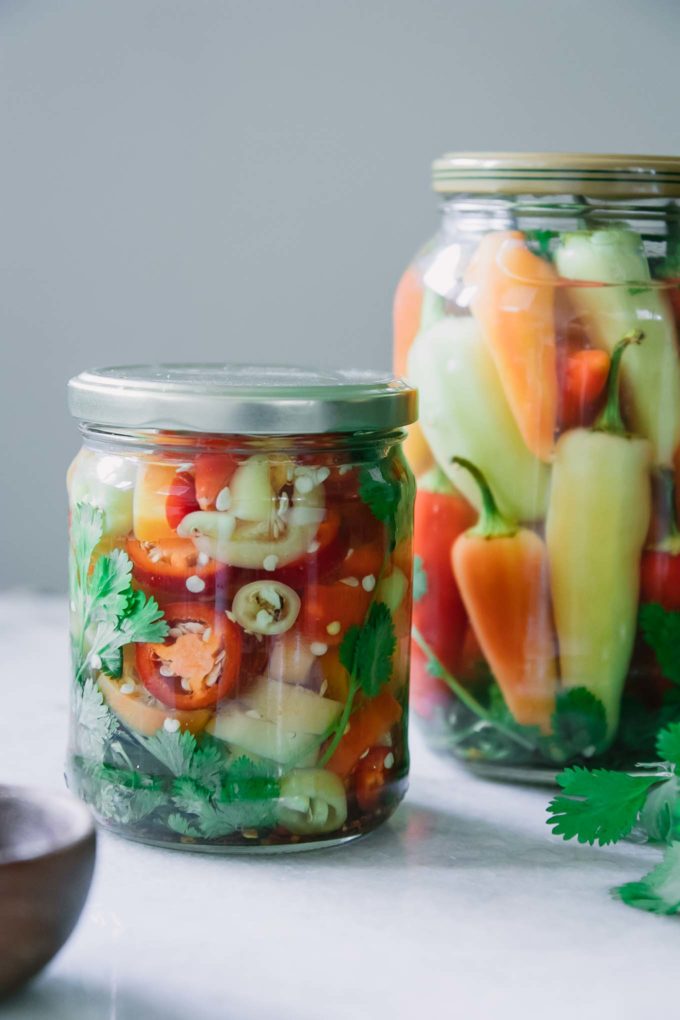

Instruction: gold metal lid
[432,152,680,198]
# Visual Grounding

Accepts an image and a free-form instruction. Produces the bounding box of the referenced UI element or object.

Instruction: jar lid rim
[68,363,417,435]
[432,152,680,198]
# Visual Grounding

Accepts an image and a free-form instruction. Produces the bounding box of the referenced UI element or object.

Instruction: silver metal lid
[68,363,417,435]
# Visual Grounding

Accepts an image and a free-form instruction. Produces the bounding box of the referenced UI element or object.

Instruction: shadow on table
[0,973,216,1020]
[257,798,650,876]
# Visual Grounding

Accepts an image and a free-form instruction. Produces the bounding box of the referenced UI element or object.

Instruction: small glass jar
[395,153,680,780]
[66,365,416,850]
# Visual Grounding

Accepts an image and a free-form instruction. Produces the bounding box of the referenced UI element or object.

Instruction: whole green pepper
[407,315,550,522]
[546,332,652,741]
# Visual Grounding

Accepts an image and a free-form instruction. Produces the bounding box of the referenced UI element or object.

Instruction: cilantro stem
[319,679,359,767]
[411,626,539,752]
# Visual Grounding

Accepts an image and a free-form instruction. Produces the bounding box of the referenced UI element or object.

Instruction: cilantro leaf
[615,842,680,915]
[72,678,119,762]
[413,555,428,603]
[71,503,103,590]
[525,228,557,260]
[167,813,201,838]
[339,601,396,697]
[657,721,680,767]
[118,589,167,643]
[547,767,661,846]
[88,548,132,624]
[640,603,680,685]
[358,462,404,550]
[95,589,167,679]
[70,499,168,682]
[639,777,680,844]
[136,727,226,785]
[138,729,200,778]
[550,688,608,760]
[78,761,167,826]
[172,764,279,839]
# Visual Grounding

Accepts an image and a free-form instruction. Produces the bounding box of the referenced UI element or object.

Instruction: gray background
[1,0,678,590]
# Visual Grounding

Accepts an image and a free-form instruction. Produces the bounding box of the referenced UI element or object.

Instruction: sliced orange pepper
[326,690,402,779]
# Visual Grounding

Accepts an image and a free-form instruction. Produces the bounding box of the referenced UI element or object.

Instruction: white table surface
[0,591,677,1020]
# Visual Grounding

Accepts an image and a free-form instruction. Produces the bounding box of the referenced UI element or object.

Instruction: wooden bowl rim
[0,785,95,867]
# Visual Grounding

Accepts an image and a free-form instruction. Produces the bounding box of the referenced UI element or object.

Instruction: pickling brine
[66,366,416,849]
[397,153,680,780]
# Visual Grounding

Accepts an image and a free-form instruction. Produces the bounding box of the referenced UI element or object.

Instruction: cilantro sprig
[548,768,662,846]
[547,715,680,914]
[544,602,680,916]
[318,601,396,766]
[70,502,167,682]
[616,843,680,915]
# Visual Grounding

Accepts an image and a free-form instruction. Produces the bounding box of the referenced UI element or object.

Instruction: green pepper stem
[451,457,517,539]
[594,330,643,436]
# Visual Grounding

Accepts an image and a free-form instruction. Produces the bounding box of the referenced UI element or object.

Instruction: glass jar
[66,365,416,850]
[395,153,680,780]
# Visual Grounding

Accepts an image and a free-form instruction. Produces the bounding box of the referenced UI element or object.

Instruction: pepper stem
[452,457,517,539]
[594,330,644,436]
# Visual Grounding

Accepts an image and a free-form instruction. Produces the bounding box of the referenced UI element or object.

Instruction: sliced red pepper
[126,536,229,598]
[411,487,476,718]
[273,510,346,586]
[194,453,239,510]
[301,579,371,647]
[166,471,200,531]
[353,747,392,812]
[136,602,241,709]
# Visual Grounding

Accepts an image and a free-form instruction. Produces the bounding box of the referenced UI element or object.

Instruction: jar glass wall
[66,367,415,849]
[396,154,680,780]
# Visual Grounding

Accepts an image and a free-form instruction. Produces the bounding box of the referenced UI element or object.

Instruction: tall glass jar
[395,153,680,780]
[66,365,416,850]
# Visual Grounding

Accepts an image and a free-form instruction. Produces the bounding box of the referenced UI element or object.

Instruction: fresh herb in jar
[70,503,167,682]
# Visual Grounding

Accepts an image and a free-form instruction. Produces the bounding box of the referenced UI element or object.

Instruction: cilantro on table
[70,502,167,681]
[319,600,396,766]
[548,768,661,846]
[547,714,680,915]
[616,843,680,915]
